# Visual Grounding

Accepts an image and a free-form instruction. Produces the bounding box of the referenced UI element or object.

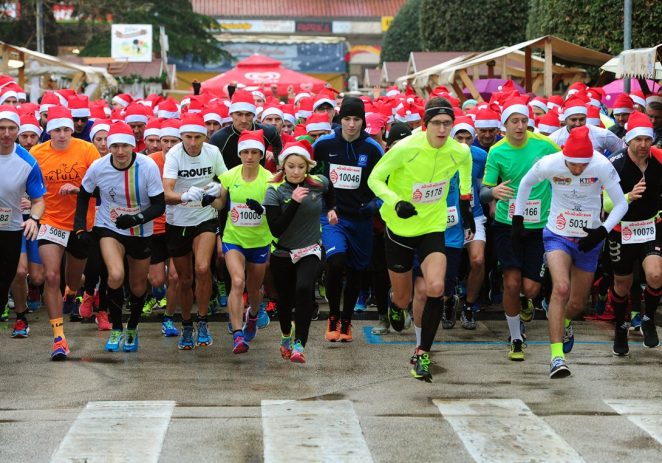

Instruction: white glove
[205,181,222,198]
[181,186,205,203]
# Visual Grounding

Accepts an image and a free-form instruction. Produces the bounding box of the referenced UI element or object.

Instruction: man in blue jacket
[313,97,384,343]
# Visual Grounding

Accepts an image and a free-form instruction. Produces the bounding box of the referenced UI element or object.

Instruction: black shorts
[166,219,217,258]
[492,223,545,283]
[38,227,88,260]
[607,231,662,276]
[94,227,152,260]
[150,233,168,264]
[385,228,445,273]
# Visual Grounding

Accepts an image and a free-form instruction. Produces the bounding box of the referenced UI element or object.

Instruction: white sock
[415,325,422,347]
[506,314,522,342]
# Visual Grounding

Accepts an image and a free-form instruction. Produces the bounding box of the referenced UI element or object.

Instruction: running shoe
[488,288,502,306]
[339,319,353,342]
[216,281,228,307]
[69,299,82,322]
[257,303,270,329]
[227,322,234,334]
[243,309,258,343]
[95,311,112,331]
[265,300,277,314]
[123,329,139,352]
[178,325,195,350]
[79,293,94,319]
[460,308,477,330]
[388,303,406,332]
[105,330,124,352]
[232,331,249,354]
[441,295,459,329]
[520,295,534,322]
[161,317,179,337]
[325,315,340,342]
[62,294,77,315]
[0,304,10,322]
[208,298,219,315]
[409,349,418,366]
[630,312,642,331]
[26,287,41,312]
[51,336,70,360]
[11,319,29,338]
[280,335,292,359]
[371,315,390,335]
[142,296,157,316]
[318,279,327,301]
[410,352,432,382]
[196,320,213,346]
[563,322,575,354]
[290,340,305,363]
[549,357,571,379]
[508,339,525,361]
[404,309,413,330]
[156,297,167,310]
[7,294,14,309]
[311,302,320,321]
[354,290,368,312]
[612,323,629,356]
[641,318,660,348]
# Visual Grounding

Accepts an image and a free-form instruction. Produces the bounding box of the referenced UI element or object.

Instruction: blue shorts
[21,234,42,264]
[321,215,373,270]
[543,228,601,273]
[222,243,270,264]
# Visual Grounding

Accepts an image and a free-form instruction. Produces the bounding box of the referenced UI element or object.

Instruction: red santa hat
[385,85,400,98]
[365,113,386,135]
[156,98,180,119]
[39,92,61,114]
[586,106,602,127]
[187,98,204,113]
[112,93,133,108]
[547,95,564,111]
[107,121,136,147]
[563,96,588,118]
[612,94,634,115]
[17,102,39,119]
[450,116,475,138]
[110,107,124,123]
[0,86,18,104]
[237,129,265,155]
[160,119,182,139]
[144,118,162,139]
[46,105,74,132]
[562,125,593,163]
[296,97,313,119]
[281,104,296,125]
[179,112,206,135]
[261,104,285,122]
[294,92,312,105]
[646,93,662,105]
[566,82,588,97]
[229,90,257,115]
[305,112,332,133]
[630,90,646,107]
[587,87,604,107]
[89,102,108,120]
[529,96,548,114]
[0,105,19,127]
[278,140,316,167]
[537,109,560,134]
[624,110,654,143]
[202,106,222,125]
[124,103,150,124]
[18,113,42,136]
[90,119,111,140]
[474,107,501,129]
[313,90,336,111]
[394,100,422,123]
[500,97,529,125]
[67,94,90,118]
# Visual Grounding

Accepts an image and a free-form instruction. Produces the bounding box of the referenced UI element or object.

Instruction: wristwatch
[136,213,145,224]
[29,213,40,224]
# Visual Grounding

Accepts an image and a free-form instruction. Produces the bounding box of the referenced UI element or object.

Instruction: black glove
[192,81,201,95]
[511,215,525,250]
[115,214,142,230]
[201,194,217,207]
[578,226,607,252]
[246,198,265,215]
[359,198,382,218]
[395,201,417,219]
[459,199,475,235]
[75,230,94,248]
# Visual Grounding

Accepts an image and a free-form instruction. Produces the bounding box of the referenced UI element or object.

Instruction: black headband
[424,106,455,125]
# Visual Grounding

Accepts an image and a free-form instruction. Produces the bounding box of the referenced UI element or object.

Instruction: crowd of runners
[1,74,662,382]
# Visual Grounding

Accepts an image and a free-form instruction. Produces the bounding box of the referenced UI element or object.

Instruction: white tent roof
[606,45,662,79]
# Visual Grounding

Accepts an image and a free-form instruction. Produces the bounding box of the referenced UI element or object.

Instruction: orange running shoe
[95,311,112,331]
[325,315,340,342]
[339,319,353,342]
[51,336,70,360]
[79,293,94,318]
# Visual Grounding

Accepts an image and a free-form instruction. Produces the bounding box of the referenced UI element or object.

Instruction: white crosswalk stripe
[261,399,374,463]
[433,399,585,463]
[604,399,662,447]
[50,400,175,463]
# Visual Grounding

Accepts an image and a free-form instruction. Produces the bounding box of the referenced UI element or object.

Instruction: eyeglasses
[73,117,89,123]
[427,120,453,128]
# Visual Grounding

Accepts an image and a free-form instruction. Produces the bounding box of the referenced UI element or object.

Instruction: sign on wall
[111,24,153,62]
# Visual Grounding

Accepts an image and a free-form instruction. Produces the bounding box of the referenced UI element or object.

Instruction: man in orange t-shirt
[30,105,99,360]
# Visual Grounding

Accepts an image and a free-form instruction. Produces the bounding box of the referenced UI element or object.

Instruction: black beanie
[386,122,412,147]
[339,97,366,129]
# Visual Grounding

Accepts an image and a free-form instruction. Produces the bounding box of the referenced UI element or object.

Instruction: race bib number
[329,164,362,190]
[0,207,11,228]
[181,200,202,208]
[412,181,447,204]
[508,199,541,223]
[230,202,262,227]
[110,205,141,223]
[290,243,322,264]
[621,219,656,244]
[554,211,592,237]
[446,206,459,228]
[37,224,70,246]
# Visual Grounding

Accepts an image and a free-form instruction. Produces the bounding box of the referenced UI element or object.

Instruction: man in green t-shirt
[479,97,560,361]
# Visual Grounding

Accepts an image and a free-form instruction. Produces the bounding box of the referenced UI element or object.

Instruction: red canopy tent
[200,55,328,98]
